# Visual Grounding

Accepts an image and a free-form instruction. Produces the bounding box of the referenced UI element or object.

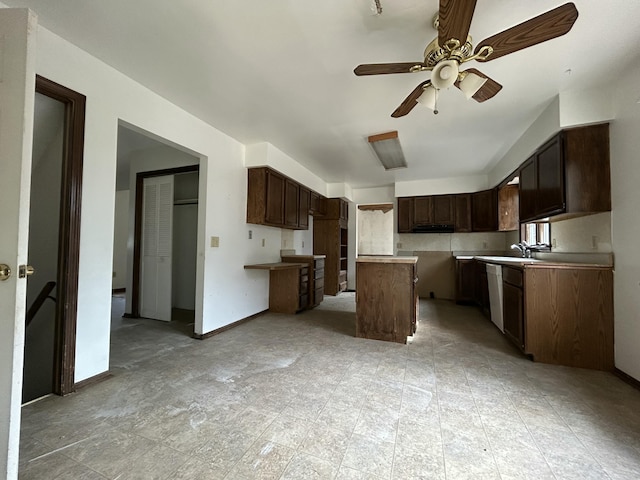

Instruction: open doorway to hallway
[356,204,394,257]
[112,125,200,351]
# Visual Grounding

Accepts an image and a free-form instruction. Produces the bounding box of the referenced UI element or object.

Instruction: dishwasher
[485,263,504,332]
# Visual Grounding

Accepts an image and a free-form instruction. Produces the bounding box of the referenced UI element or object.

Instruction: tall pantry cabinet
[313,198,348,295]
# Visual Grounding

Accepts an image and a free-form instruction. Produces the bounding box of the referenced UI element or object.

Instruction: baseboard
[122,313,137,319]
[112,288,126,294]
[74,371,113,391]
[193,310,267,340]
[614,368,640,391]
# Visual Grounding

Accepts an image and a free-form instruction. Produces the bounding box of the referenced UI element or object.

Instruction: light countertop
[356,256,418,264]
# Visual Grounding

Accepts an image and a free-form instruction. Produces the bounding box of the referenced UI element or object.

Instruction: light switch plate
[211,236,220,248]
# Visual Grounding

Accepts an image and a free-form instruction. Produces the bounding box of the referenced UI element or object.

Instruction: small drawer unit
[281,254,326,309]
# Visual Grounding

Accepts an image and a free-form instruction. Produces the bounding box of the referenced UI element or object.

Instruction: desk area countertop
[244,262,306,270]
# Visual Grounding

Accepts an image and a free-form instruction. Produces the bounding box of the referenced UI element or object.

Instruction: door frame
[131,165,199,318]
[34,75,86,396]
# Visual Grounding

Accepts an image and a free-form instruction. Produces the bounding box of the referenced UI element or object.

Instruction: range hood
[411,224,455,233]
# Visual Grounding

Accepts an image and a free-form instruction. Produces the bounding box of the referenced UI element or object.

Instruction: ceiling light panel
[368,131,407,170]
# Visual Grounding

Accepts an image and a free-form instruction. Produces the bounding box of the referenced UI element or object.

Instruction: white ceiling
[8,0,640,188]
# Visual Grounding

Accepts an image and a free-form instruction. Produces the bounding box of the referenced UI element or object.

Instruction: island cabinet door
[356,262,415,344]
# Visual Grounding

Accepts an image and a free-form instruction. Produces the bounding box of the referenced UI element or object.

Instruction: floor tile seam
[333,401,369,476]
[553,402,620,475]
[49,456,109,480]
[462,367,502,478]
[514,398,596,479]
[432,376,449,480]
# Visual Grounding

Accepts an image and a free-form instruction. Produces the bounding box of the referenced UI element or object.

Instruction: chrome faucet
[510,242,531,258]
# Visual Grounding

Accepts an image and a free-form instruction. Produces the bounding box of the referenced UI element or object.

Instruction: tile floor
[18,293,640,479]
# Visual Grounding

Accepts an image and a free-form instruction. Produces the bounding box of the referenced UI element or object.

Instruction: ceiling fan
[354,1,578,117]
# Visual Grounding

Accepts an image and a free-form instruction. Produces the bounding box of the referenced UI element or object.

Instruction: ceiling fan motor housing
[431,59,459,89]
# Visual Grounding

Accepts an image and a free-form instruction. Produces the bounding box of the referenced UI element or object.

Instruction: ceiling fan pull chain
[434,89,439,115]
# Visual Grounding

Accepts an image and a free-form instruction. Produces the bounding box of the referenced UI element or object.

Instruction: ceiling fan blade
[354,62,426,76]
[438,0,477,46]
[391,81,430,118]
[474,2,578,62]
[454,68,503,102]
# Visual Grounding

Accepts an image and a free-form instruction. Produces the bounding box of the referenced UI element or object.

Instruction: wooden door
[433,195,454,224]
[471,189,497,232]
[454,194,472,232]
[298,187,310,229]
[519,158,537,222]
[265,170,285,225]
[536,134,565,217]
[413,196,433,225]
[503,281,524,350]
[284,178,299,228]
[397,197,413,233]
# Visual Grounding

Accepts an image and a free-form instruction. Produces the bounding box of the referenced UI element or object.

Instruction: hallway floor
[19,295,640,479]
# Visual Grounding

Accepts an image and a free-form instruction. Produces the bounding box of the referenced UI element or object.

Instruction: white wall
[609,62,640,381]
[395,175,489,197]
[27,21,292,383]
[112,190,129,290]
[488,97,561,186]
[550,213,612,253]
[245,142,327,195]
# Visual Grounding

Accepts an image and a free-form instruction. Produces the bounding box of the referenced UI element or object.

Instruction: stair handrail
[26,281,56,327]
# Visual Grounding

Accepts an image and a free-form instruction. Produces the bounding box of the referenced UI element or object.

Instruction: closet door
[140,175,173,321]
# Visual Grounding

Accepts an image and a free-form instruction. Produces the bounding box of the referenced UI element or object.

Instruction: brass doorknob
[0,264,11,281]
[19,265,35,278]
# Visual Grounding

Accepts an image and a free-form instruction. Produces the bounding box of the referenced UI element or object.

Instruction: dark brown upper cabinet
[264,169,285,225]
[284,179,300,228]
[309,191,327,216]
[471,189,498,232]
[519,123,610,223]
[247,166,318,230]
[413,196,433,225]
[454,194,472,232]
[397,197,414,233]
[498,184,519,231]
[398,193,468,233]
[298,187,310,229]
[433,195,454,224]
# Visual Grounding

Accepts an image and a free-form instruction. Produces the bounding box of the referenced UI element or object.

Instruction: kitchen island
[356,256,418,344]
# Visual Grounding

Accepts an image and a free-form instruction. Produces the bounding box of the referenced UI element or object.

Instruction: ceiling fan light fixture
[459,71,488,99]
[431,59,459,90]
[368,131,407,170]
[417,85,437,112]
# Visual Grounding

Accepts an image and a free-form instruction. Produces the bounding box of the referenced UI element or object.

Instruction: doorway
[113,125,200,339]
[356,204,394,256]
[132,167,200,330]
[22,76,85,403]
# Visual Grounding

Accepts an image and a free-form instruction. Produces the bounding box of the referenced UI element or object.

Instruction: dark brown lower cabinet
[455,259,476,303]
[501,264,613,371]
[502,275,524,351]
[355,257,418,344]
[281,254,325,309]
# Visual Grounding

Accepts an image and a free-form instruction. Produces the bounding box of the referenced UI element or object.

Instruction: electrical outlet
[210,236,220,248]
[592,235,598,250]
[261,238,265,247]
[248,230,252,239]
[552,238,557,248]
[482,241,488,249]
[302,241,305,248]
